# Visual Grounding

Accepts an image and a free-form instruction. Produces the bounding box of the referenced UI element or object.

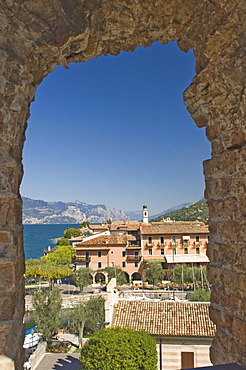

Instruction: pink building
[73,205,209,284]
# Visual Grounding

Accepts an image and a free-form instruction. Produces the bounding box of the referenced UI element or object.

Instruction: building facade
[105,281,215,370]
[72,206,209,283]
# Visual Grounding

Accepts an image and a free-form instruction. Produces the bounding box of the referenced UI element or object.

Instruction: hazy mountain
[149,202,194,220]
[150,200,208,223]
[22,197,130,224]
[124,210,142,221]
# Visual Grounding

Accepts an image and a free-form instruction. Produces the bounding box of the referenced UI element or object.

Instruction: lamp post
[172,248,175,300]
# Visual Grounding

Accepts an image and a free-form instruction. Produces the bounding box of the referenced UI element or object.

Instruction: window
[182,236,190,245]
[98,251,102,258]
[111,262,114,267]
[111,251,114,254]
[160,236,165,245]
[173,248,177,255]
[181,352,194,369]
[98,262,102,268]
[86,262,89,268]
[196,262,200,267]
[148,249,152,256]
[195,235,200,244]
[161,248,164,255]
[134,261,138,267]
[122,261,126,268]
[148,236,152,245]
[122,250,126,257]
[86,251,90,258]
[134,251,139,257]
[184,248,188,254]
[196,247,200,254]
[171,235,176,245]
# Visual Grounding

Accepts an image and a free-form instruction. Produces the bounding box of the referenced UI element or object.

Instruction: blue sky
[21,41,210,215]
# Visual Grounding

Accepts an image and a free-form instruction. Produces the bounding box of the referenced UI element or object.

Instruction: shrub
[80,327,158,370]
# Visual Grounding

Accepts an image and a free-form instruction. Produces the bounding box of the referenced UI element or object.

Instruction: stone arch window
[1,1,245,368]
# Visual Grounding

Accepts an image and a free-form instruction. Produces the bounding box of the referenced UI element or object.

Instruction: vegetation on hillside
[150,200,208,223]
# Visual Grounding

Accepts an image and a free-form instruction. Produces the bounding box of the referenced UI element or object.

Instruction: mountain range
[22,197,130,224]
[22,197,206,224]
[150,199,208,224]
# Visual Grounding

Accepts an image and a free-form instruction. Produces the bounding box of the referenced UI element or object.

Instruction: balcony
[72,256,91,263]
[181,242,190,248]
[192,241,201,247]
[126,244,141,249]
[145,243,154,249]
[168,242,178,248]
[126,255,141,262]
[156,242,166,249]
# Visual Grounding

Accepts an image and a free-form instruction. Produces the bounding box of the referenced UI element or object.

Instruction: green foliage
[172,264,193,284]
[63,228,81,239]
[84,296,105,333]
[80,221,91,228]
[67,296,105,333]
[59,296,105,348]
[150,200,208,223]
[32,287,62,340]
[82,230,91,237]
[46,245,75,265]
[193,265,208,284]
[103,267,127,286]
[57,237,70,246]
[187,288,211,302]
[25,258,72,282]
[80,327,158,370]
[145,261,164,286]
[73,268,93,292]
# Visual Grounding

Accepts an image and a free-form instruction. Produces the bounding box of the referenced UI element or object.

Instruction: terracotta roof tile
[112,301,215,338]
[141,223,209,235]
[75,234,128,246]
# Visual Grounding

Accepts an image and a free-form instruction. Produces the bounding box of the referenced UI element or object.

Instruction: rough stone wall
[0,0,245,368]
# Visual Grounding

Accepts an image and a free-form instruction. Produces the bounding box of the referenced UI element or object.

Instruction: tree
[82,230,91,237]
[145,261,164,286]
[73,268,93,292]
[25,258,73,284]
[80,327,158,370]
[56,237,70,246]
[63,228,81,239]
[172,264,193,284]
[84,296,105,334]
[80,221,91,228]
[32,287,62,340]
[193,265,208,286]
[65,296,105,348]
[187,288,211,302]
[103,267,127,286]
[46,245,75,265]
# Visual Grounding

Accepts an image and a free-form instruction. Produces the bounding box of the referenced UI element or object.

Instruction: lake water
[24,224,79,260]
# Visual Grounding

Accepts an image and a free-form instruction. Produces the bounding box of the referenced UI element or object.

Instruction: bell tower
[142,204,148,224]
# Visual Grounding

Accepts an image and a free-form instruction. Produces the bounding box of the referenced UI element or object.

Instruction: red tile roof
[110,221,141,231]
[112,301,215,338]
[141,223,209,235]
[75,234,129,246]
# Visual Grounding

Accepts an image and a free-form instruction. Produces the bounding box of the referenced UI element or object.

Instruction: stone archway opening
[1,1,245,369]
[21,41,207,212]
[94,272,106,284]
